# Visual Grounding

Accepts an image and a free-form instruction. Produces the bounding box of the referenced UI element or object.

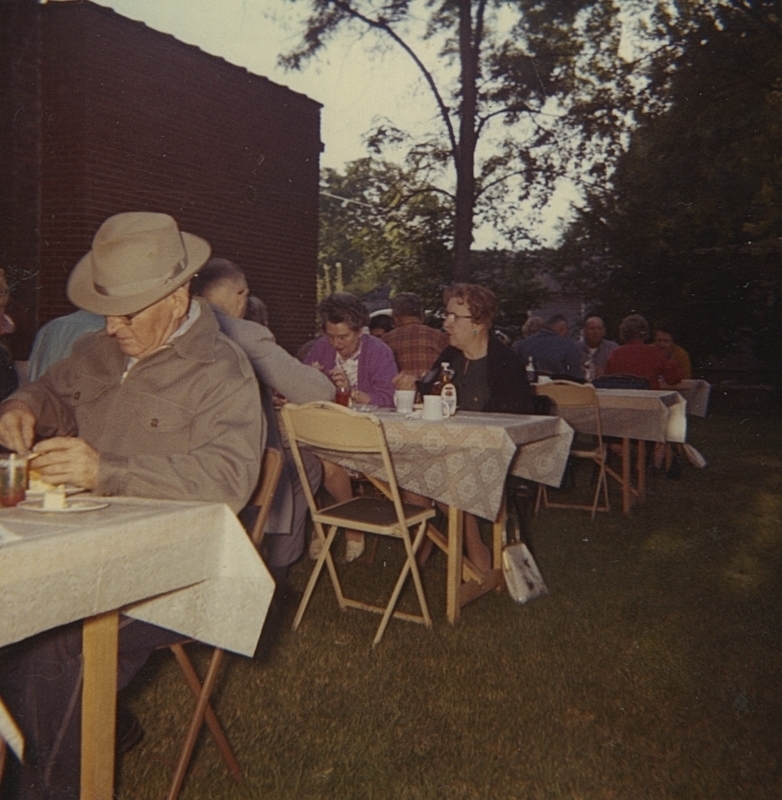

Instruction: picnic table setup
[294,407,575,623]
[0,496,273,800]
[532,378,711,514]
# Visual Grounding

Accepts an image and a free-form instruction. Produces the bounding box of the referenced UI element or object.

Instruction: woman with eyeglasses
[416,283,534,572]
[423,284,533,415]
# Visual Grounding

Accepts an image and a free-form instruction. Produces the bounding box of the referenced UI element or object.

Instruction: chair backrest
[535,380,604,441]
[593,373,649,390]
[247,447,284,547]
[280,401,405,519]
[536,380,599,409]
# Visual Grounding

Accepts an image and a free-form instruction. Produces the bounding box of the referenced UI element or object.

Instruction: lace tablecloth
[311,410,574,523]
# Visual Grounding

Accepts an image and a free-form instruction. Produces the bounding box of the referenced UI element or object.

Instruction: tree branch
[329,0,458,155]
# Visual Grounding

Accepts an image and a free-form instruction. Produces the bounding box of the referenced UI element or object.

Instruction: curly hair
[317,292,369,332]
[619,314,650,343]
[443,283,497,326]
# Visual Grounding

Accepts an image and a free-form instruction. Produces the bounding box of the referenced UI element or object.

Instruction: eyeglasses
[444,311,473,322]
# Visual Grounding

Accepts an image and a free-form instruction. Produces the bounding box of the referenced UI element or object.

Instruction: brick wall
[2,0,322,355]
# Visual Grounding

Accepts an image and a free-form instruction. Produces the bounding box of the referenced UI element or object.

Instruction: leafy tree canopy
[284,0,646,278]
[319,157,548,326]
[554,0,782,376]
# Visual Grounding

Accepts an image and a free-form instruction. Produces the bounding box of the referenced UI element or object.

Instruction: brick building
[0,0,322,357]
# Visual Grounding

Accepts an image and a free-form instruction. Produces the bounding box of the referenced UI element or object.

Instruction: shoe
[117,707,144,754]
[345,537,365,563]
[308,535,323,560]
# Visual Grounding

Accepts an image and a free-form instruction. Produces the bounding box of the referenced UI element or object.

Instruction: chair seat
[314,496,435,535]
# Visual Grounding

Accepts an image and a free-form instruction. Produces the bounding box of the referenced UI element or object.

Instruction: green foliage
[319,158,549,320]
[554,0,782,375]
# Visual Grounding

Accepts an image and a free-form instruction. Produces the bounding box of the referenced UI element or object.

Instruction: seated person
[579,315,619,380]
[512,313,584,379]
[192,258,335,591]
[416,283,533,572]
[369,312,394,337]
[653,319,692,381]
[304,292,397,562]
[26,310,105,382]
[382,292,448,379]
[0,212,262,798]
[605,314,683,389]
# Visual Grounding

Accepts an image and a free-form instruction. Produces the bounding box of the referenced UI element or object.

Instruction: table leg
[622,437,631,515]
[636,440,646,504]
[446,506,464,624]
[81,610,118,800]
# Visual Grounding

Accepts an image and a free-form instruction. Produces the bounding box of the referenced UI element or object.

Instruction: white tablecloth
[0,496,273,758]
[661,379,711,417]
[550,389,687,443]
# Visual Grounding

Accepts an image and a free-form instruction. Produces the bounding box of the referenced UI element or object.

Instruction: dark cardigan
[423,335,534,415]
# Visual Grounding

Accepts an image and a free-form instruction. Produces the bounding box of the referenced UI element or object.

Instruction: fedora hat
[67,212,211,316]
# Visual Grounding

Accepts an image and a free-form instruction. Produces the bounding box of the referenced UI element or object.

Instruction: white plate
[26,485,85,499]
[17,499,110,514]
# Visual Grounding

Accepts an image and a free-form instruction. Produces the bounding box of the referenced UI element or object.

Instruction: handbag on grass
[502,541,548,605]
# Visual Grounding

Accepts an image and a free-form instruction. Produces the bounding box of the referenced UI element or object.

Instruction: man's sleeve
[242,323,335,404]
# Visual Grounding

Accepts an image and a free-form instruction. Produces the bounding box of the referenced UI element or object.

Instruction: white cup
[394,389,416,414]
[422,394,449,421]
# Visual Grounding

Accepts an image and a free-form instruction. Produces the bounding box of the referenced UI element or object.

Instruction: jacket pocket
[129,393,193,434]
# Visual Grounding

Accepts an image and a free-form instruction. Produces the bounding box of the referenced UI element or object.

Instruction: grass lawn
[115,402,782,799]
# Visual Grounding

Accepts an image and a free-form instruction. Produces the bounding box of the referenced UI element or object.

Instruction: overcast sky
[101,0,434,169]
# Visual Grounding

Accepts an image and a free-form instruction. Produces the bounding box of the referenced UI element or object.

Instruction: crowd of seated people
[1,227,698,798]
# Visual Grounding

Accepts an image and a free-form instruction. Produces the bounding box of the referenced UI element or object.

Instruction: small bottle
[431,361,448,396]
[525,356,536,385]
[440,365,457,415]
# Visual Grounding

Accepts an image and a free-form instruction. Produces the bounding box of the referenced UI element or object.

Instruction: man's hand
[393,372,417,391]
[32,437,100,490]
[0,400,37,454]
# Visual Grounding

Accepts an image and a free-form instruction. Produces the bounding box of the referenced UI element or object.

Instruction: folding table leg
[446,506,464,624]
[81,610,118,800]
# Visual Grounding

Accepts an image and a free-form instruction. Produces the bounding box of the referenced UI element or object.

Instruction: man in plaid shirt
[383,292,449,378]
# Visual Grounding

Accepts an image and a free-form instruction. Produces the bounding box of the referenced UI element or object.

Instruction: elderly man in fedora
[0,212,262,799]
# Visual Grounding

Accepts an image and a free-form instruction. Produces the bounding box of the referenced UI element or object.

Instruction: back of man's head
[546,314,569,337]
[390,292,423,320]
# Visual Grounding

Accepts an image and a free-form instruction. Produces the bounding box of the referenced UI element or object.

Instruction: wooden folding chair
[164,447,283,800]
[280,401,435,646]
[246,447,284,549]
[534,381,610,519]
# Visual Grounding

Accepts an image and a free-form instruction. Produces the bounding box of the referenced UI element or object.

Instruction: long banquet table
[538,387,688,514]
[0,496,273,799]
[307,409,574,622]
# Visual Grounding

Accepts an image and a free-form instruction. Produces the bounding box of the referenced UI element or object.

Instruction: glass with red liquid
[335,386,351,407]
[0,455,28,507]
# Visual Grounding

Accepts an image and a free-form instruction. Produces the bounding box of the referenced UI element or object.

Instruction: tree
[318,157,453,302]
[319,157,548,322]
[554,0,782,375]
[282,0,642,280]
